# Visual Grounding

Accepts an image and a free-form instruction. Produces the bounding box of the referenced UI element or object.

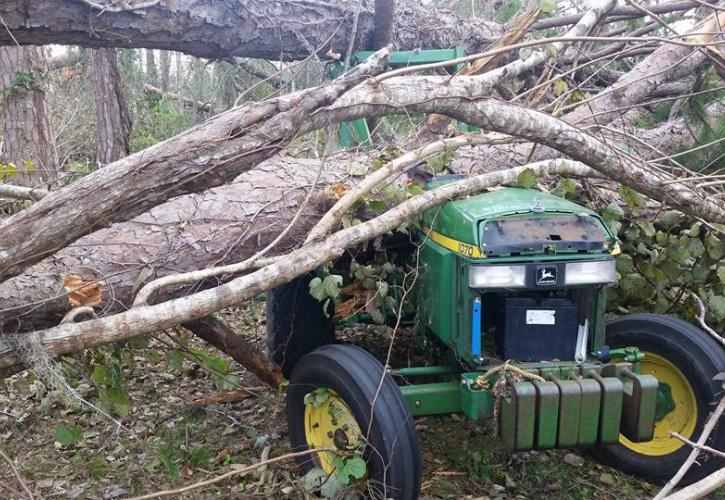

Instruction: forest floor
[0,299,703,499]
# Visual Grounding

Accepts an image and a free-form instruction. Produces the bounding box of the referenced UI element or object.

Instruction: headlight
[565,260,616,285]
[469,265,526,288]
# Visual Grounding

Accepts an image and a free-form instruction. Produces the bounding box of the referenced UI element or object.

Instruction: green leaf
[369,307,385,324]
[552,79,568,97]
[348,161,367,176]
[705,233,724,260]
[165,349,184,372]
[303,467,343,498]
[366,199,387,213]
[619,186,645,211]
[88,456,109,479]
[304,387,330,408]
[104,386,130,417]
[54,425,83,446]
[0,162,19,178]
[683,222,701,238]
[655,210,685,229]
[708,295,725,321]
[615,254,634,275]
[516,168,537,189]
[717,266,725,284]
[635,220,656,238]
[427,150,456,173]
[620,273,651,300]
[602,202,624,222]
[519,47,534,60]
[91,364,109,385]
[553,178,577,199]
[337,455,367,485]
[308,277,326,301]
[156,444,181,484]
[322,274,343,299]
[376,281,389,298]
[310,274,342,302]
[406,183,424,195]
[540,0,557,13]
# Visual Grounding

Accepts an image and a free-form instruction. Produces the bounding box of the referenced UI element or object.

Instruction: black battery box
[495,297,578,361]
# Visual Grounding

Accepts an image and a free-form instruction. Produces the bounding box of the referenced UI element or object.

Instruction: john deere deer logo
[537,267,557,286]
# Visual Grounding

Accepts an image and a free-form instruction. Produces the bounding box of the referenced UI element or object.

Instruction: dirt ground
[0,300,710,499]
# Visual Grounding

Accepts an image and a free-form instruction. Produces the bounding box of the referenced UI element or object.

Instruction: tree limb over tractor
[0,159,597,375]
[1,26,723,285]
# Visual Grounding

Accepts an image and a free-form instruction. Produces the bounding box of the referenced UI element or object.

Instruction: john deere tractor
[267,185,724,499]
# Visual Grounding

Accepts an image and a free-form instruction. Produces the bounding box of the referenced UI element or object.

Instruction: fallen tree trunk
[0,49,390,284]
[0,156,338,331]
[0,102,711,332]
[0,160,597,375]
[0,76,721,331]
[0,0,501,61]
[2,29,721,285]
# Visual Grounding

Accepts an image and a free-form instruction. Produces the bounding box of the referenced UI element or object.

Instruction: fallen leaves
[61,274,102,307]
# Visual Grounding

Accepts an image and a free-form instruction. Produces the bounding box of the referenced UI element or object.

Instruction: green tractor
[267,185,725,499]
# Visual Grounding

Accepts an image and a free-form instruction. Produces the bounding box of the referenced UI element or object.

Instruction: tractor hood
[421,186,615,258]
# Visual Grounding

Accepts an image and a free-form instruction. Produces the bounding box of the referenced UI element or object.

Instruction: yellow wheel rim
[304,388,364,474]
[619,352,698,456]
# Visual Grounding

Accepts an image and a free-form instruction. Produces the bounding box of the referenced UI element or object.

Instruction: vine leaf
[516,168,537,189]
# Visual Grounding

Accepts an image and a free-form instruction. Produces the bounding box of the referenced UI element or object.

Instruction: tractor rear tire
[266,273,335,378]
[286,344,422,499]
[592,314,725,485]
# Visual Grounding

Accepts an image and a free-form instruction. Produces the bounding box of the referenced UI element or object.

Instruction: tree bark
[0,42,722,286]
[159,50,170,92]
[0,103,717,333]
[145,49,158,87]
[564,12,725,127]
[0,46,58,187]
[0,0,501,61]
[0,161,597,373]
[0,156,335,332]
[183,316,283,388]
[0,51,391,284]
[90,48,132,166]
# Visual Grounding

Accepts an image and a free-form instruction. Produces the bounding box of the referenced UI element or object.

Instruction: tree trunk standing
[90,48,132,165]
[0,46,58,187]
[145,49,158,87]
[367,0,395,136]
[159,50,171,92]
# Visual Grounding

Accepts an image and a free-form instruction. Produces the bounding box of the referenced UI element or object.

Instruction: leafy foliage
[602,192,725,331]
[54,425,83,446]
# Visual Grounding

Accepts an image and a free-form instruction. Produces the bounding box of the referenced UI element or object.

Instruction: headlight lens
[565,260,616,285]
[469,265,526,288]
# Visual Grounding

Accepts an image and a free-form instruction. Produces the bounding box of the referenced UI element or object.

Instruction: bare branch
[655,393,725,499]
[0,160,596,373]
[0,184,49,201]
[126,447,334,500]
[0,448,34,500]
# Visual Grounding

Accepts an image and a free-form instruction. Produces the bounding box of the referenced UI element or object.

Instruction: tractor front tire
[593,314,725,484]
[286,344,422,500]
[266,273,334,378]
